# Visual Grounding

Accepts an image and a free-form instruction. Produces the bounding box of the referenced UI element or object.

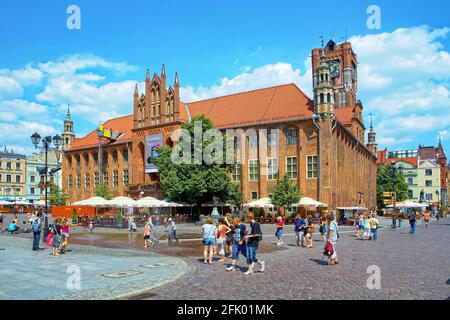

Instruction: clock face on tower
[329,60,340,78]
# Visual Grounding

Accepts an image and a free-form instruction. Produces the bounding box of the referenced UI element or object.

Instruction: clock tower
[312,40,358,109]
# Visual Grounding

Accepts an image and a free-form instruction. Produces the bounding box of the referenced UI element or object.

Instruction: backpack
[324,241,334,257]
[33,218,41,232]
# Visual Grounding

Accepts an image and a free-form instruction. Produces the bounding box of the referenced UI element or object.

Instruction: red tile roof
[68,83,361,150]
[385,157,418,168]
[69,115,133,150]
[185,84,314,128]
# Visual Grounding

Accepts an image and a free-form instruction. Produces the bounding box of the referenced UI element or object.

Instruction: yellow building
[0,147,27,201]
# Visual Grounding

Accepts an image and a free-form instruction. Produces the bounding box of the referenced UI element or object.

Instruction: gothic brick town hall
[61,40,378,210]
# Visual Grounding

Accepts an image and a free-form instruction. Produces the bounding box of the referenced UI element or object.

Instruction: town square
[0,0,449,305]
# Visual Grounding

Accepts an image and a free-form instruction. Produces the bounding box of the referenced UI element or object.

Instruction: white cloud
[0,76,23,100]
[181,62,311,102]
[0,121,58,152]
[349,26,450,150]
[37,54,136,77]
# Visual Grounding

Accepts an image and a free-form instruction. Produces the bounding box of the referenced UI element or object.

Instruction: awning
[295,197,328,208]
[244,197,274,208]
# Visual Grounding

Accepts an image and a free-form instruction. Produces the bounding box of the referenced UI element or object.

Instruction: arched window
[320,74,324,82]
[320,93,324,104]
[325,74,329,82]
[327,93,331,104]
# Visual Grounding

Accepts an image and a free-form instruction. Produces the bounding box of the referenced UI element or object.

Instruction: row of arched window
[137,84,176,126]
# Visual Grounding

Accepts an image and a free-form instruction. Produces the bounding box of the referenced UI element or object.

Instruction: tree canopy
[272,174,302,214]
[48,186,69,206]
[153,115,242,207]
[376,164,409,208]
[95,183,113,200]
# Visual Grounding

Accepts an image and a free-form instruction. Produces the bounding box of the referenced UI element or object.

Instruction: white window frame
[267,158,278,180]
[306,155,319,179]
[249,159,259,181]
[286,156,298,179]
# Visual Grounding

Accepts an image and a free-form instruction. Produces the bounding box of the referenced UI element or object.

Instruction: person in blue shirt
[226,217,247,272]
[326,212,339,265]
[9,221,19,234]
[294,214,306,247]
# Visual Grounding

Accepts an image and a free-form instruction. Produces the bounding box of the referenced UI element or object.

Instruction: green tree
[272,174,302,216]
[48,186,69,206]
[376,165,409,208]
[95,183,113,200]
[153,115,239,209]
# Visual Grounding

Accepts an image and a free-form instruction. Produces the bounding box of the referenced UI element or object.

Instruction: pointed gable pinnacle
[175,72,179,86]
[134,83,139,96]
[161,64,166,77]
[145,69,150,82]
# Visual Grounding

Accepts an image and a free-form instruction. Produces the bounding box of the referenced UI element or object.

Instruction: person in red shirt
[275,216,285,246]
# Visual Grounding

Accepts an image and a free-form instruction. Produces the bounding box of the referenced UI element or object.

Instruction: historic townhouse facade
[0,148,27,201]
[378,144,448,205]
[62,41,378,209]
[26,150,62,203]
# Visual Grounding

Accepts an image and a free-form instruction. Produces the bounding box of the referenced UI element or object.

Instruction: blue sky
[1,0,450,155]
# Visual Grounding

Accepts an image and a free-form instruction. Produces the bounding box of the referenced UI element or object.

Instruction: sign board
[145,133,163,173]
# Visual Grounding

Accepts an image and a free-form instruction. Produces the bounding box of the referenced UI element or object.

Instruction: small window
[425,180,432,187]
[113,170,119,188]
[407,178,413,185]
[232,162,242,182]
[286,129,298,145]
[286,157,298,179]
[123,170,129,186]
[307,155,319,179]
[103,171,109,185]
[408,190,413,198]
[251,192,258,200]
[85,173,90,189]
[267,158,279,180]
[425,169,432,176]
[94,172,100,187]
[426,193,433,201]
[249,160,259,181]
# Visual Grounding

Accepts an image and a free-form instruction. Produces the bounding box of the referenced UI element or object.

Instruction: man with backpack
[243,212,265,275]
[32,213,43,251]
[409,211,417,234]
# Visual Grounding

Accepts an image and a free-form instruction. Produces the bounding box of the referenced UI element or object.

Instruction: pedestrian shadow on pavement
[309,259,329,266]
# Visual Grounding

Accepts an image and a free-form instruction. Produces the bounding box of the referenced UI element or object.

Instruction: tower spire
[161,64,166,76]
[145,69,150,82]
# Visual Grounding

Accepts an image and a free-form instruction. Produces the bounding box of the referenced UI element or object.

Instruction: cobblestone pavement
[134,218,450,300]
[0,236,188,300]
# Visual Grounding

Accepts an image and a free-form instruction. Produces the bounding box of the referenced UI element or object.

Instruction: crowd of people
[192,211,343,274]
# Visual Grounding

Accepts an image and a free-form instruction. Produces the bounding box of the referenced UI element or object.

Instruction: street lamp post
[30,133,62,217]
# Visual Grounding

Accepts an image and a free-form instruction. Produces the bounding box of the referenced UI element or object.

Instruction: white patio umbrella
[107,196,138,208]
[0,200,11,205]
[244,197,274,208]
[34,200,46,206]
[296,197,328,207]
[336,207,368,211]
[72,196,110,207]
[13,200,32,205]
[387,200,427,209]
[135,196,169,208]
